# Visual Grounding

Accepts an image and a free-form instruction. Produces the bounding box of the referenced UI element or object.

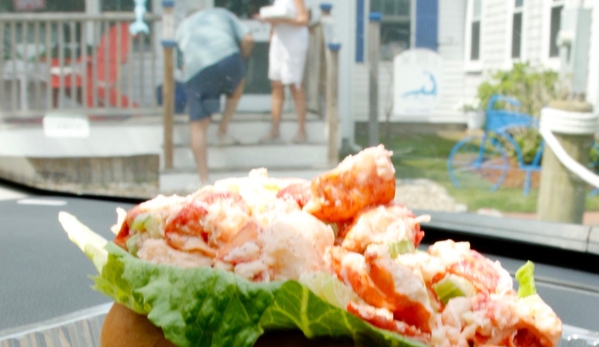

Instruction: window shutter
[356,0,365,62]
[415,0,438,51]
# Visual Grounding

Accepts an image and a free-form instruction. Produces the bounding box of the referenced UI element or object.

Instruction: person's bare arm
[256,0,309,27]
[290,0,309,26]
[240,33,254,58]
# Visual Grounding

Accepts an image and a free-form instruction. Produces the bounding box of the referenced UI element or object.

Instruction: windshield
[2,0,599,227]
[2,0,599,345]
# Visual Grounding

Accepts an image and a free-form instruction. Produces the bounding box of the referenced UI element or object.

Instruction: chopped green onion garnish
[130,214,150,232]
[432,274,476,305]
[387,239,416,259]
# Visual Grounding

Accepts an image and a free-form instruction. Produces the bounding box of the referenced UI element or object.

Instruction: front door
[215,0,272,113]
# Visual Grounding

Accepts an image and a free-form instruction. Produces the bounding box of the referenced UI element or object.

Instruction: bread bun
[101,303,176,347]
[101,303,354,347]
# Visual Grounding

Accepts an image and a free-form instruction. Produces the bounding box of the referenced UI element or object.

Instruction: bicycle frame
[448,95,544,195]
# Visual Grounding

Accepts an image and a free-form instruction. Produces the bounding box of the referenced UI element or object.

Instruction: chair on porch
[50,22,138,108]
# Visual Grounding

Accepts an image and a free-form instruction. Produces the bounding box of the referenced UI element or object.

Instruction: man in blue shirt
[176,7,254,185]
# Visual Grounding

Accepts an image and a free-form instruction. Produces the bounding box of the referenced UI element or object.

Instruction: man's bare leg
[219,78,245,136]
[260,80,285,142]
[290,83,307,142]
[189,117,211,184]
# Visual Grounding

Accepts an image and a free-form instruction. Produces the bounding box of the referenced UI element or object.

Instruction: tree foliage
[476,63,564,165]
[477,62,562,118]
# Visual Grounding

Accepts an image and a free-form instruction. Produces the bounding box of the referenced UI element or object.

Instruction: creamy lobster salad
[64,145,562,347]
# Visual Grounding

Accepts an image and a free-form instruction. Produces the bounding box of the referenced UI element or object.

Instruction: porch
[0,11,339,197]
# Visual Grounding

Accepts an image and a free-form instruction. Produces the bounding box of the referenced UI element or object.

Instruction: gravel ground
[395,179,467,212]
[1,177,465,213]
[162,178,467,213]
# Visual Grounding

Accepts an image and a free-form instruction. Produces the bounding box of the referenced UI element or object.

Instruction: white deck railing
[0,12,161,119]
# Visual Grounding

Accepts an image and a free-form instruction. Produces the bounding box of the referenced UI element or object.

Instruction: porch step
[172,113,322,123]
[171,118,328,146]
[0,112,334,195]
[0,113,327,158]
[169,143,330,171]
[160,166,332,193]
[165,112,331,192]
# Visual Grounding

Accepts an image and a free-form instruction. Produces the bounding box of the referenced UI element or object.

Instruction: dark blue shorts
[186,53,245,122]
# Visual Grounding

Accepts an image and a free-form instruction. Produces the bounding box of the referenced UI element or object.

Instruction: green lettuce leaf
[97,243,280,347]
[60,212,428,347]
[261,281,427,347]
[515,260,537,298]
[59,212,108,273]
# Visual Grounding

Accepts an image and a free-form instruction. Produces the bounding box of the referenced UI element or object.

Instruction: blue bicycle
[448,95,544,195]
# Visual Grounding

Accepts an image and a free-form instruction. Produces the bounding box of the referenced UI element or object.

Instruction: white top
[271,0,309,51]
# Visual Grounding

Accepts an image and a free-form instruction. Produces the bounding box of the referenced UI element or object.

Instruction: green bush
[477,63,562,165]
[477,62,562,117]
[590,142,599,171]
[511,128,543,165]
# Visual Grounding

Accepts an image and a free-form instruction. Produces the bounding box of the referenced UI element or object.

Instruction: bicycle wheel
[448,135,509,192]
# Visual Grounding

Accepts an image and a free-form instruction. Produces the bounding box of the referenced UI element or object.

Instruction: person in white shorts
[256,0,310,144]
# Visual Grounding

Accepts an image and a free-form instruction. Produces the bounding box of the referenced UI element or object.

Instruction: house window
[214,0,270,19]
[511,0,523,59]
[215,0,273,94]
[370,0,411,61]
[549,1,564,58]
[470,0,482,61]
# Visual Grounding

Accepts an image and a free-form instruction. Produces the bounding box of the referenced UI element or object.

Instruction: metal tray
[0,303,110,347]
[0,303,597,347]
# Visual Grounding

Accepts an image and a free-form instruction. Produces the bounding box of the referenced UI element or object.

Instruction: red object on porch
[51,22,138,108]
[13,0,46,11]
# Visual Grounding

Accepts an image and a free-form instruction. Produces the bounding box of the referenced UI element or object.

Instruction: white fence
[0,12,162,119]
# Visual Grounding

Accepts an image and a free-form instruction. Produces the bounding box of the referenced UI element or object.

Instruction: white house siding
[480,0,509,70]
[523,0,545,65]
[464,72,485,107]
[498,0,598,107]
[352,0,468,123]
[351,59,461,123]
[350,64,388,123]
[434,0,467,122]
[462,0,510,104]
[586,2,599,108]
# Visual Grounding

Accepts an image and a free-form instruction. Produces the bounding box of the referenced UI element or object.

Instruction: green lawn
[354,131,599,213]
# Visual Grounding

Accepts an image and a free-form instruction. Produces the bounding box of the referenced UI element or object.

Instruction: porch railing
[0,12,161,119]
[304,21,326,118]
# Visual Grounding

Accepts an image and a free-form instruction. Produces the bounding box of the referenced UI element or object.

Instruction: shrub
[511,128,543,165]
[477,62,562,117]
[477,63,563,165]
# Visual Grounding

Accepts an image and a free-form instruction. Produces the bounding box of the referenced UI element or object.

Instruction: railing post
[368,12,381,147]
[161,0,175,170]
[320,3,334,44]
[537,101,596,224]
[326,43,341,165]
[318,3,333,120]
